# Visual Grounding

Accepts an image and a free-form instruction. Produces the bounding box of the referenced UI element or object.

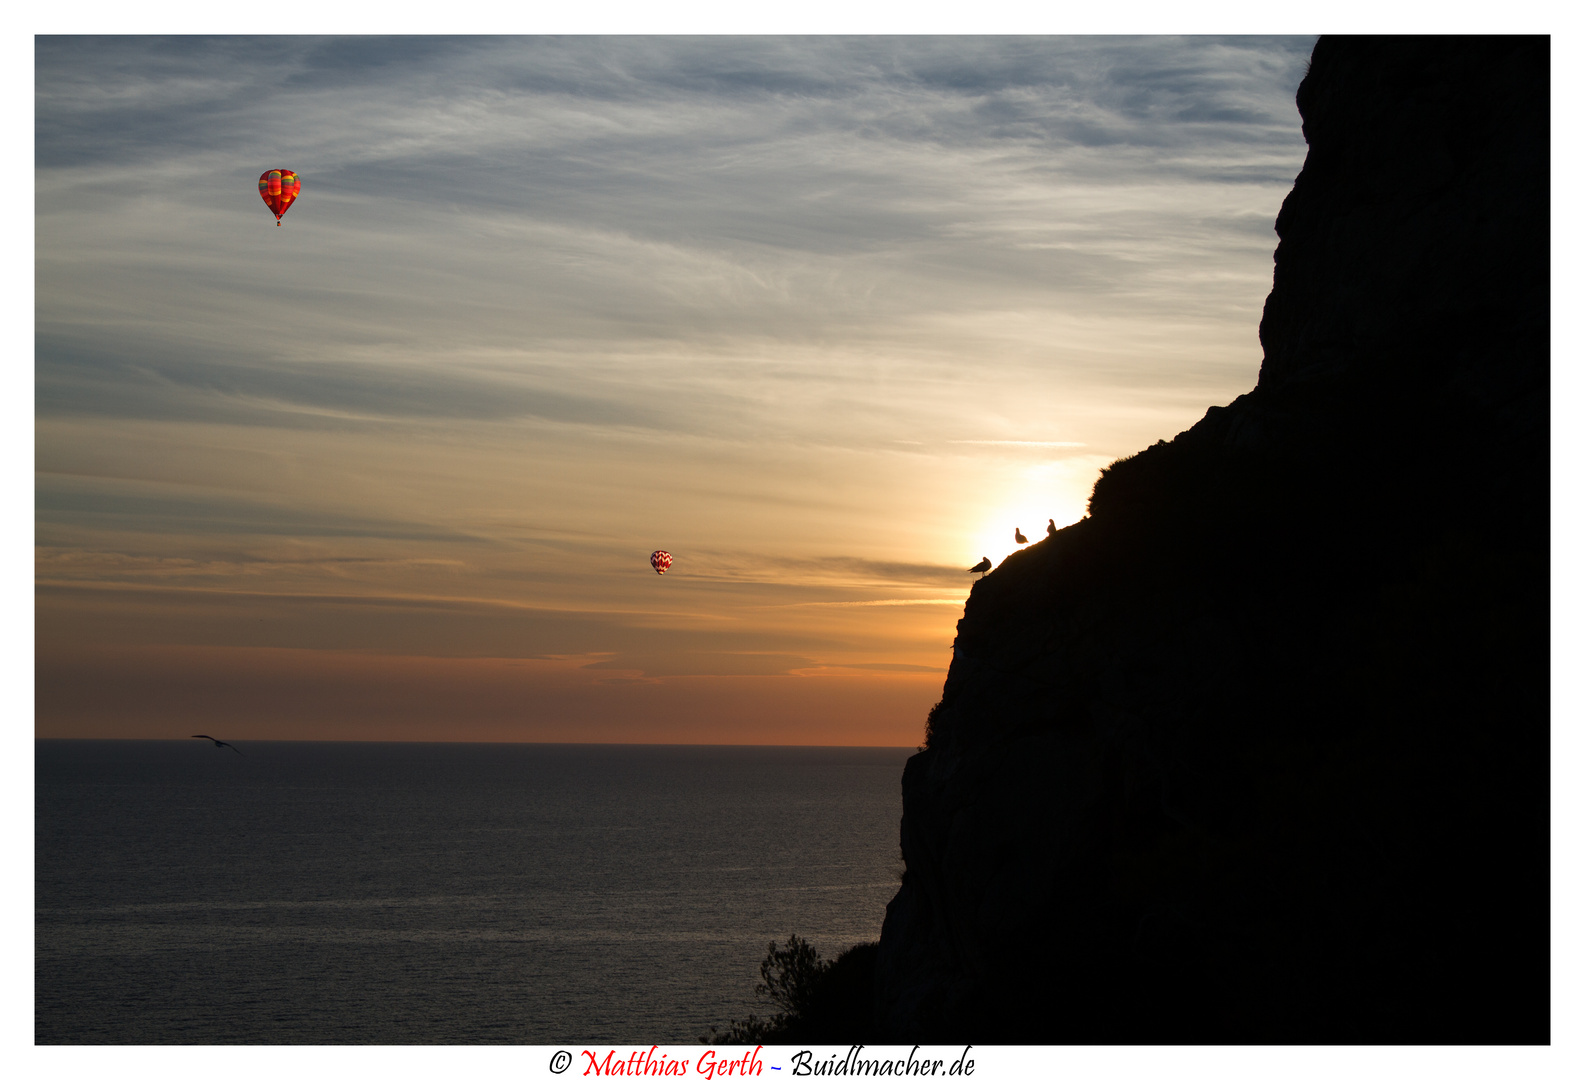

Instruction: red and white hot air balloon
[650,550,672,575]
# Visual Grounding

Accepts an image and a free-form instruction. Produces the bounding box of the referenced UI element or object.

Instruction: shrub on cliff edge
[705,936,878,1044]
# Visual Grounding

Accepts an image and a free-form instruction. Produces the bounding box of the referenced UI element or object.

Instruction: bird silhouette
[1014,528,1028,545]
[1047,518,1057,537]
[191,735,243,755]
[968,557,992,577]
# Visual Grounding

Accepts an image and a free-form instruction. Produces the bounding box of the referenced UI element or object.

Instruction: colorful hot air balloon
[258,169,301,226]
[650,551,673,575]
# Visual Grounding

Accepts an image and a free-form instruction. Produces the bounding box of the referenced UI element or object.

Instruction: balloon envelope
[258,169,301,225]
[650,551,672,575]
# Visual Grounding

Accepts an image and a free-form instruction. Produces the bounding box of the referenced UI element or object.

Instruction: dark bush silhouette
[920,700,945,750]
[706,936,878,1044]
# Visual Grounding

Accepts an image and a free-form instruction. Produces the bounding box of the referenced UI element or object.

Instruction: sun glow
[958,460,1100,572]
[969,504,1079,571]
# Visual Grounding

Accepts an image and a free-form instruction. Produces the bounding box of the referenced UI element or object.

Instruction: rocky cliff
[874,36,1549,1044]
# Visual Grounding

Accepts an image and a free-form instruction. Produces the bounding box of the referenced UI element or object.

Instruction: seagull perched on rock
[1014,528,1028,545]
[1047,519,1057,538]
[968,556,992,577]
[191,735,243,755]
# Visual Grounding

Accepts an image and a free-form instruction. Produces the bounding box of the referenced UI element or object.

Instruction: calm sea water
[35,740,912,1044]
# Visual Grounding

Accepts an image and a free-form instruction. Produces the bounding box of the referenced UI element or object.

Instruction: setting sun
[957,456,1098,569]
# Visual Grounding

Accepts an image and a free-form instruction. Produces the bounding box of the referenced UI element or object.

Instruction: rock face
[874,36,1549,1044]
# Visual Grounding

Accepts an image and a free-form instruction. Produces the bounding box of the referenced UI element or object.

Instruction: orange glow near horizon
[34,645,945,746]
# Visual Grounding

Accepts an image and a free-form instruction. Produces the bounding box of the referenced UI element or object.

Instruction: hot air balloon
[258,169,301,225]
[650,551,672,575]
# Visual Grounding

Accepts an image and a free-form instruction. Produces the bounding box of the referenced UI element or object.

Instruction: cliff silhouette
[873,36,1549,1044]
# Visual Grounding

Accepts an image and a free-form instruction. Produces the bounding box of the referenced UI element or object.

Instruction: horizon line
[34,736,920,749]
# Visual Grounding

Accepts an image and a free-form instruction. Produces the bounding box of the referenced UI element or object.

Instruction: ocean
[34,740,912,1044]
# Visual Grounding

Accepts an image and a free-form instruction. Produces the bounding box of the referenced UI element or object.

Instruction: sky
[33,35,1316,745]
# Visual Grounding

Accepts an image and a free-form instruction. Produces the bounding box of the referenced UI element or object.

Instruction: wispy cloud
[949,440,1087,447]
[37,35,1310,435]
[791,599,964,607]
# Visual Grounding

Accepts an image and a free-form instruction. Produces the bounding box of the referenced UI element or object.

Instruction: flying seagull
[191,735,243,755]
[969,557,992,577]
[1014,528,1028,545]
[1047,518,1057,538]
